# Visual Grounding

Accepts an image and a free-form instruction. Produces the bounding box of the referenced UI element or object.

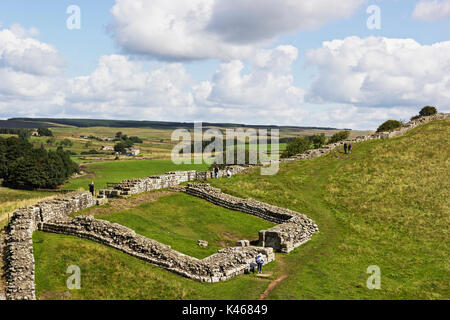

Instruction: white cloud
[66,55,198,120]
[306,36,450,109]
[193,46,307,124]
[412,0,450,21]
[110,0,365,60]
[0,25,65,117]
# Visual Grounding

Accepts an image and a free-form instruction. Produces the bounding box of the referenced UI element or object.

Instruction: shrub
[419,106,437,117]
[376,120,402,133]
[310,133,326,149]
[328,131,350,144]
[37,127,53,137]
[410,115,421,121]
[281,137,311,158]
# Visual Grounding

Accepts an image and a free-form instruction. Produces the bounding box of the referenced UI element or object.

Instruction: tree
[0,137,78,189]
[60,139,73,147]
[376,120,402,133]
[37,127,53,137]
[281,137,311,158]
[310,133,326,149]
[328,131,350,144]
[114,142,128,154]
[18,129,32,141]
[419,106,437,117]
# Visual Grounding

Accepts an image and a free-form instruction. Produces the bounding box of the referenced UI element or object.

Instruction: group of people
[250,253,265,274]
[213,166,232,179]
[343,143,352,154]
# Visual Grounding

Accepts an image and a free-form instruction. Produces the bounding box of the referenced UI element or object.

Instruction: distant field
[78,192,275,259]
[63,159,209,190]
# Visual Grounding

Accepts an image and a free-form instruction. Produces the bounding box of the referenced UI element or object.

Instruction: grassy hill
[33,119,449,300]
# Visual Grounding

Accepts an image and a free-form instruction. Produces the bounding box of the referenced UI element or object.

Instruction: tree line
[0,136,78,190]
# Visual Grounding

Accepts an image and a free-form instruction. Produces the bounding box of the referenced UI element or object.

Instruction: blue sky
[0,0,449,129]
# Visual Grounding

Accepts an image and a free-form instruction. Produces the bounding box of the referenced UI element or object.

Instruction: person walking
[348,143,352,154]
[214,165,219,178]
[89,181,95,196]
[343,143,348,154]
[256,254,264,273]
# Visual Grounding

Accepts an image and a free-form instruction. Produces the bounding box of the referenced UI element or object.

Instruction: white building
[126,147,140,156]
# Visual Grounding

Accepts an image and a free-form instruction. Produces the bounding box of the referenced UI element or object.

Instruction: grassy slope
[63,160,209,190]
[33,120,449,299]
[82,192,275,259]
[210,119,449,300]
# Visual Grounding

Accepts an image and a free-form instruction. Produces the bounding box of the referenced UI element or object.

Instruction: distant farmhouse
[126,147,140,156]
[100,145,114,151]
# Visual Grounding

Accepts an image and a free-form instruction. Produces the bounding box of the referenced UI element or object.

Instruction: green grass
[33,119,449,299]
[63,160,209,190]
[82,192,275,259]
[33,232,281,300]
[0,187,57,228]
[209,119,450,300]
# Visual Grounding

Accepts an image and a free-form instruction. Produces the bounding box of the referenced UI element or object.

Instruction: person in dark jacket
[214,166,219,178]
[89,181,95,196]
[348,144,352,154]
[344,143,348,154]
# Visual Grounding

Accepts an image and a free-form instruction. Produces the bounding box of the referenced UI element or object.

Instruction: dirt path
[258,255,288,300]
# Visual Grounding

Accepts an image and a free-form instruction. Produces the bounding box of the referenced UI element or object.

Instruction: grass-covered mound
[33,119,449,299]
[79,192,275,259]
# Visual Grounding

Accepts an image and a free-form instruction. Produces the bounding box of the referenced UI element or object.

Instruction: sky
[0,0,449,129]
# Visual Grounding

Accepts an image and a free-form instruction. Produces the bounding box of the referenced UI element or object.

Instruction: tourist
[227,168,232,178]
[256,254,264,273]
[348,144,352,154]
[343,143,348,154]
[89,181,95,196]
[214,165,219,178]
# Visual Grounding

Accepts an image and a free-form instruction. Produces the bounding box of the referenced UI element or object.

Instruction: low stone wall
[3,192,96,300]
[99,166,248,198]
[184,184,319,253]
[39,216,274,283]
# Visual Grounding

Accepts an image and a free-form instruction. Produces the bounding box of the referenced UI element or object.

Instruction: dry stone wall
[184,184,319,253]
[99,166,248,198]
[40,216,274,283]
[3,192,97,300]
